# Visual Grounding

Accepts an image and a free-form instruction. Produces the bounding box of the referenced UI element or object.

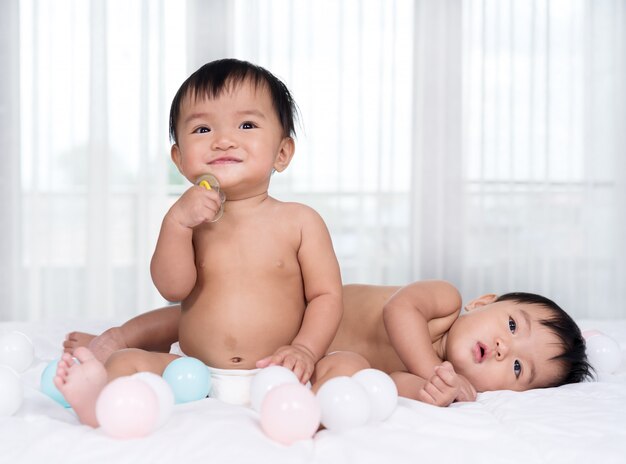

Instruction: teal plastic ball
[162,357,211,404]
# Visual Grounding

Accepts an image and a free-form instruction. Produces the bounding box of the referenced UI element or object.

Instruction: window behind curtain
[16,0,416,320]
[13,0,625,321]
[461,0,626,318]
[18,0,188,319]
[230,0,416,285]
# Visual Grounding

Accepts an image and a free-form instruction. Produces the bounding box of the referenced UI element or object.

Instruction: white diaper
[169,342,260,407]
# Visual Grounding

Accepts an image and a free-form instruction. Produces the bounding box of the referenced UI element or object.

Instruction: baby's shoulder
[271,199,326,223]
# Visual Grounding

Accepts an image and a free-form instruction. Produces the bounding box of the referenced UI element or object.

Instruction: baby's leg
[54,347,179,427]
[64,327,127,363]
[310,351,371,393]
[63,306,181,363]
[105,348,179,381]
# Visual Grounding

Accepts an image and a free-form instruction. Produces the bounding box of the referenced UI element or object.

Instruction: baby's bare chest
[197,231,299,275]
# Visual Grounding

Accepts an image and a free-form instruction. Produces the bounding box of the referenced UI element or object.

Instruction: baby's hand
[417,361,475,407]
[454,372,477,403]
[168,186,222,228]
[256,344,316,384]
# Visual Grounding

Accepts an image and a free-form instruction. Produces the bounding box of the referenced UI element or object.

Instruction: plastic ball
[584,331,622,374]
[132,372,175,428]
[95,376,159,439]
[0,331,35,373]
[352,368,398,422]
[250,365,300,412]
[162,357,211,403]
[40,358,71,408]
[260,383,321,445]
[316,376,371,431]
[0,365,23,416]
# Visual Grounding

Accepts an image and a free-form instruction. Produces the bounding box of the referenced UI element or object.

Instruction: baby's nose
[212,131,236,150]
[495,338,509,359]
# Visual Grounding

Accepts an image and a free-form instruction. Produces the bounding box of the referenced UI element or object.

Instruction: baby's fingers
[419,372,458,407]
[425,375,447,394]
[417,386,438,405]
[255,356,273,368]
[280,356,297,372]
[274,354,304,382]
[255,352,285,369]
[433,365,458,387]
[291,359,315,384]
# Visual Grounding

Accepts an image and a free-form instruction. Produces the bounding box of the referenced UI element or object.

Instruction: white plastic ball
[250,365,299,412]
[132,372,175,428]
[585,332,622,374]
[352,368,398,422]
[0,365,23,416]
[0,331,35,373]
[316,376,371,431]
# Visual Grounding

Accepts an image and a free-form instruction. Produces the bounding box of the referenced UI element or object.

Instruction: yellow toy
[196,174,226,222]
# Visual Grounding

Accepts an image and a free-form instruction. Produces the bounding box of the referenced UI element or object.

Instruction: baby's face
[443,300,564,392]
[172,79,290,198]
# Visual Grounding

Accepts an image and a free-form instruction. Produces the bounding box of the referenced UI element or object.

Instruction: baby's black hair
[495,292,594,386]
[169,58,298,143]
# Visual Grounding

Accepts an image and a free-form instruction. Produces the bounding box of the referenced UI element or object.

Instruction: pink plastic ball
[132,372,175,428]
[260,383,321,445]
[250,365,299,411]
[95,376,159,439]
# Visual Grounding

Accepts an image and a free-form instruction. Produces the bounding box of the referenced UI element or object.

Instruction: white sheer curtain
[225,0,415,284]
[9,0,188,321]
[0,0,21,319]
[1,0,624,322]
[458,0,626,318]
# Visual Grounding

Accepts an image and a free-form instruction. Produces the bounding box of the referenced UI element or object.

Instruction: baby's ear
[464,294,498,311]
[273,137,295,173]
[170,144,184,175]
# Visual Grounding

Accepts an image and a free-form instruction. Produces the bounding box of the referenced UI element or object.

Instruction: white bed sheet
[1,318,625,464]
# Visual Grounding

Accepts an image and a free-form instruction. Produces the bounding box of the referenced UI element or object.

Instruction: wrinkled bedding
[1,318,625,464]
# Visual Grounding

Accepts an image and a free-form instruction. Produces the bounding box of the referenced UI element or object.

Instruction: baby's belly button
[219,354,258,369]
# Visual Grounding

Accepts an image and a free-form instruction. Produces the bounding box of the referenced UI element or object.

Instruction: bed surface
[1,318,625,464]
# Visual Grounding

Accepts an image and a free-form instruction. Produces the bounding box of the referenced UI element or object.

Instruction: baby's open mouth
[474,342,488,363]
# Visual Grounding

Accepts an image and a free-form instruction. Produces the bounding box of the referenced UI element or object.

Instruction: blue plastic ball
[162,357,211,404]
[40,358,71,408]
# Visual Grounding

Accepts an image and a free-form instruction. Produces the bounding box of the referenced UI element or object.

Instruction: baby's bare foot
[64,328,128,363]
[53,347,108,427]
[63,331,96,353]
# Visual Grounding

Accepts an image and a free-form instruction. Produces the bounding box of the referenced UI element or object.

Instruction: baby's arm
[392,362,476,406]
[383,280,476,405]
[256,207,343,383]
[151,186,222,301]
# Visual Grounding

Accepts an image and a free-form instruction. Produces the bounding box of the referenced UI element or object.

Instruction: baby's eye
[513,359,522,378]
[193,126,210,134]
[240,121,257,129]
[508,316,517,334]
